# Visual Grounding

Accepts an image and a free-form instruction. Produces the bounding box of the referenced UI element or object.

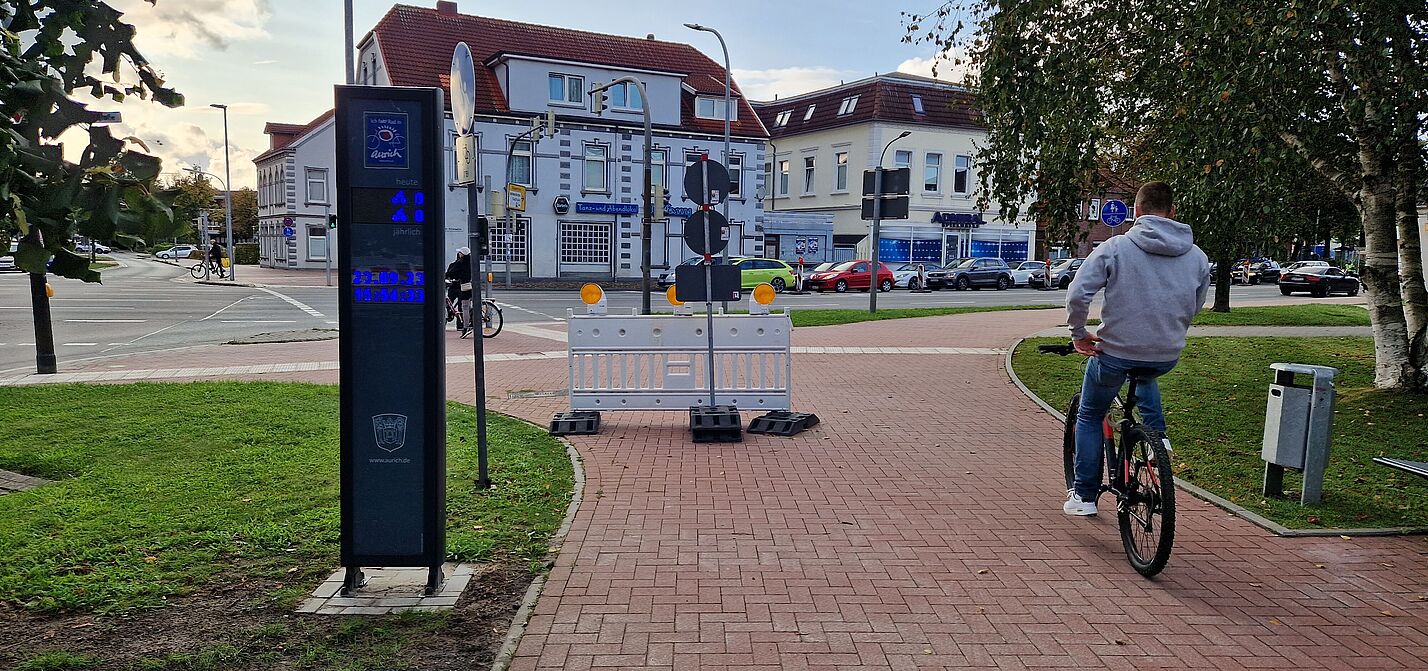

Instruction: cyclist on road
[1063,181,1209,516]
[207,240,225,278]
[445,246,472,324]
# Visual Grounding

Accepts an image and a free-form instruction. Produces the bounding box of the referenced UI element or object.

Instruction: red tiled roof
[367,4,767,138]
[753,74,981,138]
[255,109,335,163]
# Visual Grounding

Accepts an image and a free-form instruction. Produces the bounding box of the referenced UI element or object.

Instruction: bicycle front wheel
[480,300,503,338]
[1118,426,1175,577]
[190,264,206,280]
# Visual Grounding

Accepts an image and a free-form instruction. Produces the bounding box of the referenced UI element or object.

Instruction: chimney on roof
[436,1,457,16]
[646,33,655,40]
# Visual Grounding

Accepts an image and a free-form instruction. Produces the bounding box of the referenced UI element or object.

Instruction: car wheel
[955,276,971,291]
[908,278,921,291]
[1059,277,1071,289]
[1280,286,1293,296]
[771,277,786,293]
[1312,286,1329,298]
[879,279,893,292]
[835,279,848,293]
[1348,282,1360,297]
[996,276,1011,290]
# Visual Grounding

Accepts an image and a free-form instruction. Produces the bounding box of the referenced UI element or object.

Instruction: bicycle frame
[1100,378,1141,498]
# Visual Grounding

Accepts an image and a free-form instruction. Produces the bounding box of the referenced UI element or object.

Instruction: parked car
[804,259,896,293]
[892,261,942,290]
[1253,260,1281,283]
[1029,258,1085,289]
[1279,265,1360,297]
[730,257,797,292]
[939,257,1015,290]
[0,241,17,272]
[155,244,198,260]
[925,258,969,290]
[1009,260,1045,287]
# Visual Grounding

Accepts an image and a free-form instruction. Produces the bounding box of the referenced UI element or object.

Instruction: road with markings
[0,254,1348,375]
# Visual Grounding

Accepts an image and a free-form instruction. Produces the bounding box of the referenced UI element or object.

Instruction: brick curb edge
[489,435,586,671]
[1003,335,1428,539]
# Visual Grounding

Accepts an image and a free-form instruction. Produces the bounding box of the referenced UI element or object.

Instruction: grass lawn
[0,382,573,670]
[1012,337,1428,529]
[1191,304,1369,326]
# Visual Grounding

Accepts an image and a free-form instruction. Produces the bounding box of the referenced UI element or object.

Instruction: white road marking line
[0,305,137,310]
[64,319,146,323]
[492,301,566,321]
[99,296,254,354]
[220,320,298,323]
[256,287,325,318]
[62,343,98,346]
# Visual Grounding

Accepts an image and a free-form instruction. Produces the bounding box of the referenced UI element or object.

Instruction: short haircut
[1136,181,1173,214]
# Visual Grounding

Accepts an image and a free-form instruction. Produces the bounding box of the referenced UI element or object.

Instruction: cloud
[253,59,279,65]
[57,100,260,189]
[111,0,273,58]
[732,66,861,101]
[896,51,977,85]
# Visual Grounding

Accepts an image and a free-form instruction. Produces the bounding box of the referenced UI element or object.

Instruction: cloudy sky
[96,0,966,189]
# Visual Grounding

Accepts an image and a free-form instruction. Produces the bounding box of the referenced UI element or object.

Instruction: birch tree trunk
[1393,144,1428,384]
[1358,170,1421,390]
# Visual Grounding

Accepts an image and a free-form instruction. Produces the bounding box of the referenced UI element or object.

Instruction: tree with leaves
[905,0,1427,391]
[2,0,183,372]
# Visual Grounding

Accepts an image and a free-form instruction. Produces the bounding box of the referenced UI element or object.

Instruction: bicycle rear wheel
[480,300,503,338]
[1118,426,1175,577]
[1062,393,1080,492]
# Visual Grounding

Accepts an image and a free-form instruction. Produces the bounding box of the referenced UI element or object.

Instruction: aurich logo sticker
[364,112,409,169]
[372,413,409,452]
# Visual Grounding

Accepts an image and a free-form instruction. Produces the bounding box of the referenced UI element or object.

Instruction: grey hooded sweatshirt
[1066,215,1210,363]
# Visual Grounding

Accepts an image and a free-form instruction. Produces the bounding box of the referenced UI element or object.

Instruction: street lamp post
[589,76,655,314]
[870,131,912,313]
[210,104,236,281]
[684,23,733,305]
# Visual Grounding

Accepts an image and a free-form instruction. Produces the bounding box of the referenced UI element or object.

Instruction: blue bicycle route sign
[1101,199,1129,228]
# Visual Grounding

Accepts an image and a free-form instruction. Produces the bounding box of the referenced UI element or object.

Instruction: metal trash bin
[1261,363,1338,505]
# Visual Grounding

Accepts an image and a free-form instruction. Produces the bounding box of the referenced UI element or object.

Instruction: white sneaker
[1063,490,1098,516]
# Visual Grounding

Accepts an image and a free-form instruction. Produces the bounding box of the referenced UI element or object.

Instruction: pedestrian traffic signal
[328,214,337,230]
[475,215,490,256]
[591,88,610,116]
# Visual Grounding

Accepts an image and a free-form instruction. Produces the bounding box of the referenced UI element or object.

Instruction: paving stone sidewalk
[7,309,1426,669]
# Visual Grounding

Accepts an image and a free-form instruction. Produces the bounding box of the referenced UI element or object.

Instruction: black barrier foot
[691,405,742,443]
[424,564,444,595]
[550,411,601,436]
[340,566,367,596]
[747,411,820,436]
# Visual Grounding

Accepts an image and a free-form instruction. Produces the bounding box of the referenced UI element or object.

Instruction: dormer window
[548,73,585,106]
[695,96,737,121]
[774,110,791,127]
[837,96,859,115]
[911,95,925,115]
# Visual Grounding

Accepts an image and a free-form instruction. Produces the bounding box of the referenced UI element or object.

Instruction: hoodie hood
[1125,215,1195,257]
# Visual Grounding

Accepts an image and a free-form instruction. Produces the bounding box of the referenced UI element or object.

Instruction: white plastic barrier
[566,309,792,412]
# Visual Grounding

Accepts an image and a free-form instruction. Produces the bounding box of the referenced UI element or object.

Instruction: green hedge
[234,242,258,265]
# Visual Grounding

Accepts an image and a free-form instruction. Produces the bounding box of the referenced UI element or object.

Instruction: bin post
[1260,363,1338,505]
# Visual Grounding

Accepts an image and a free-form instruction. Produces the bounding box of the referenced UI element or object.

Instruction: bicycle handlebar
[1037,343,1077,356]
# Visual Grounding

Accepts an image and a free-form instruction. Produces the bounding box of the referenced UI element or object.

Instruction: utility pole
[28,251,56,374]
[210,103,235,281]
[344,0,355,85]
[870,131,911,313]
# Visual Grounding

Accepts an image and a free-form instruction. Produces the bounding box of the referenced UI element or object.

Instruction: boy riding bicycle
[1063,181,1210,516]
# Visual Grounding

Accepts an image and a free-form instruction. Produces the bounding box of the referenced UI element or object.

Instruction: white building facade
[754,73,1034,266]
[256,2,769,279]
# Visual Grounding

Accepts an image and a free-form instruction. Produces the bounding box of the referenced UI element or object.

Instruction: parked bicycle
[1039,342,1176,577]
[445,281,502,338]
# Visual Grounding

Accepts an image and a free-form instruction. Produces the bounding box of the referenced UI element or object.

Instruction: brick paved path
[9,310,1428,669]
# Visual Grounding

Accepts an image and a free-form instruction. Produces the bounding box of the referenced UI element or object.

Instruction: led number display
[351,188,429,225]
[351,268,426,304]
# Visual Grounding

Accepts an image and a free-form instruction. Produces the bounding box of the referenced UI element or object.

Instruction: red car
[804,259,896,293]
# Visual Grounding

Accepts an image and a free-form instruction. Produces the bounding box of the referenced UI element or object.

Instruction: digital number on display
[353,288,425,304]
[351,188,430,225]
[351,269,425,304]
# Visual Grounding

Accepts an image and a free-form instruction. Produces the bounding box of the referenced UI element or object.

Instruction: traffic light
[475,215,491,256]
[328,214,337,230]
[544,110,556,137]
[591,87,610,116]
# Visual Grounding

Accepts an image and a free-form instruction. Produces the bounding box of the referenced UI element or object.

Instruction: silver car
[1009,260,1045,287]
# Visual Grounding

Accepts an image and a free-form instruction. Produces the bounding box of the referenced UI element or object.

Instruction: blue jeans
[1073,353,1177,501]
